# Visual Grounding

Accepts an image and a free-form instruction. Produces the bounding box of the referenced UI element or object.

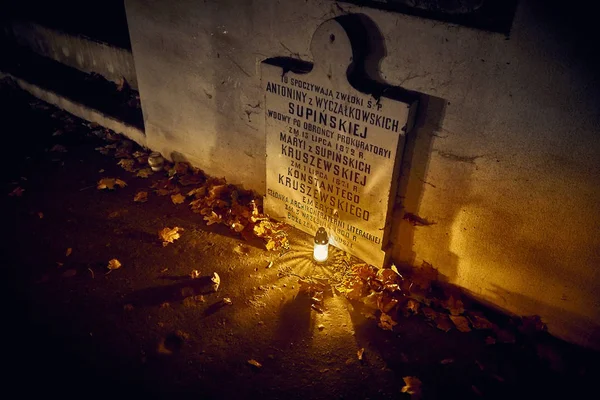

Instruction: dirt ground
[2,81,598,399]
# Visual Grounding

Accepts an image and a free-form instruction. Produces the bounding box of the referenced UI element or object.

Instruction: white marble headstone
[262,18,417,267]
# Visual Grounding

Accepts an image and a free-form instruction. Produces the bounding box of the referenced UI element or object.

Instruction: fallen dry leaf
[378,313,398,331]
[9,187,24,197]
[37,212,44,219]
[442,295,465,316]
[116,77,128,92]
[467,312,495,330]
[97,178,127,190]
[247,359,262,368]
[134,191,148,203]
[211,272,220,291]
[189,269,200,279]
[65,248,72,257]
[171,193,186,204]
[357,348,365,361]
[406,299,420,314]
[136,168,153,178]
[204,211,222,225]
[401,376,423,399]
[107,259,122,270]
[449,315,471,332]
[117,158,136,172]
[159,226,183,246]
[222,297,232,305]
[433,313,453,332]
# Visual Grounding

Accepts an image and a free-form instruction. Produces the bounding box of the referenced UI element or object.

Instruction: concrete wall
[4,21,137,89]
[125,0,600,348]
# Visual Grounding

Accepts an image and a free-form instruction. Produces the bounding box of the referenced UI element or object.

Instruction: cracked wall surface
[125,0,600,349]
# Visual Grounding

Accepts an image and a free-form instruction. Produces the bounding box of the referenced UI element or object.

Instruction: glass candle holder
[148,151,164,172]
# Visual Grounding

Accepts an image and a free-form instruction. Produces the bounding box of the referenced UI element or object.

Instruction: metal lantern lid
[314,227,328,245]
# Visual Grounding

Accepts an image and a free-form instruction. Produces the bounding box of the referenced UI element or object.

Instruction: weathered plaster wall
[125,0,600,348]
[4,21,137,88]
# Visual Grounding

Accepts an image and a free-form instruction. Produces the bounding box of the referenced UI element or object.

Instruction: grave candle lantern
[313,227,329,263]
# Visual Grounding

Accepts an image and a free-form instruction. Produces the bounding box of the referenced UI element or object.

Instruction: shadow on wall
[336,14,466,281]
[206,1,263,193]
[468,283,600,350]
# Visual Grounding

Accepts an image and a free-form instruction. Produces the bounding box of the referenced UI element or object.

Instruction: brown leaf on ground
[179,173,204,186]
[204,211,222,225]
[247,359,262,368]
[189,269,200,279]
[38,212,44,219]
[377,292,399,314]
[449,315,472,332]
[401,376,423,399]
[442,295,465,316]
[117,158,136,172]
[434,313,453,332]
[107,259,122,270]
[174,162,190,175]
[9,187,25,197]
[211,272,220,291]
[65,248,72,257]
[136,168,153,178]
[187,187,206,197]
[134,191,148,203]
[405,299,420,315]
[114,146,131,159]
[421,307,437,320]
[159,227,183,246]
[50,144,67,153]
[97,178,127,190]
[378,313,398,331]
[116,77,127,92]
[357,348,365,361]
[467,311,495,330]
[171,193,186,204]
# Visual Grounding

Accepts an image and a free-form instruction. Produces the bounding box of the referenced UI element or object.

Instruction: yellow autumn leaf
[134,191,148,203]
[97,178,127,190]
[449,315,472,332]
[204,211,222,226]
[378,313,397,331]
[65,248,72,257]
[136,168,153,178]
[401,376,423,399]
[265,238,276,251]
[117,158,136,172]
[107,259,122,270]
[159,226,183,246]
[171,193,186,204]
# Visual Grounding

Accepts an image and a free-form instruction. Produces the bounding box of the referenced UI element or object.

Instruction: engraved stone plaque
[262,18,417,267]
